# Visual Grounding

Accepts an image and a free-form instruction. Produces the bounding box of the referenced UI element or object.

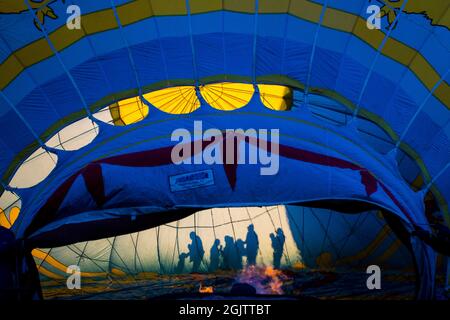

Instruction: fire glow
[237,265,288,295]
[199,283,214,293]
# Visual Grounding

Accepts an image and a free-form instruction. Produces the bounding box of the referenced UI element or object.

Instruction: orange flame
[199,283,214,293]
[264,266,284,295]
[237,265,288,295]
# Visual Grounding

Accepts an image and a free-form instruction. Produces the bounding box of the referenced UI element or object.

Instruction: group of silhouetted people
[176,224,286,273]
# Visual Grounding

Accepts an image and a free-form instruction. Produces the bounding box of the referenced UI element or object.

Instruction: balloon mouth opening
[26,198,394,248]
[30,203,420,300]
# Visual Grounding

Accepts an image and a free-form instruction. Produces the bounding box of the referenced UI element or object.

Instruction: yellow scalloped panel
[0,206,19,229]
[143,86,200,114]
[258,84,293,111]
[200,82,254,110]
[109,96,149,126]
[0,207,10,228]
[9,206,19,226]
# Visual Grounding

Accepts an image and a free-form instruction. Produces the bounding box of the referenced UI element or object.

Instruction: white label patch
[169,170,214,192]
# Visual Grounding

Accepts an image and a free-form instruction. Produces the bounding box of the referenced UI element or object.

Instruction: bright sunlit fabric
[200,83,254,110]
[258,84,293,111]
[0,208,9,229]
[143,86,200,114]
[0,191,20,229]
[108,97,149,126]
[46,118,99,151]
[0,206,19,229]
[8,148,57,189]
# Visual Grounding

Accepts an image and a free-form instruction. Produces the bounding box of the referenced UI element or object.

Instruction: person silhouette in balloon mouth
[245,224,259,266]
[270,228,285,269]
[221,236,233,270]
[175,252,188,274]
[187,231,204,273]
[235,239,245,270]
[209,239,222,272]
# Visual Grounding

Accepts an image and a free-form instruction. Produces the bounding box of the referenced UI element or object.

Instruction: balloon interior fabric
[32,205,422,299]
[0,0,449,300]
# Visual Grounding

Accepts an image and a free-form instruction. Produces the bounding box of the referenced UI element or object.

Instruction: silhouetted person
[187,232,204,273]
[271,228,285,269]
[245,224,259,265]
[222,235,236,270]
[235,239,245,270]
[175,252,188,274]
[209,239,222,272]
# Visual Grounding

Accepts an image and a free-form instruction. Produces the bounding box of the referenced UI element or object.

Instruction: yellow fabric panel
[442,8,450,30]
[435,81,450,108]
[14,39,53,71]
[37,265,65,280]
[393,47,440,94]
[322,5,357,32]
[0,205,18,229]
[82,8,119,34]
[0,1,29,12]
[111,268,126,276]
[33,249,107,278]
[108,102,125,126]
[109,96,149,125]
[144,86,200,114]
[382,39,416,69]
[0,208,11,229]
[224,0,255,13]
[290,0,450,107]
[200,82,254,110]
[0,0,448,111]
[149,0,187,16]
[48,27,84,53]
[33,249,69,274]
[289,0,322,24]
[259,0,290,13]
[117,0,153,26]
[353,16,384,49]
[0,55,24,89]
[9,206,19,226]
[190,0,223,14]
[258,84,293,111]
[80,271,108,278]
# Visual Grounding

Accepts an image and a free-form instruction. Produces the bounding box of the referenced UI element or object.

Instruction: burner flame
[199,283,214,293]
[236,265,288,295]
